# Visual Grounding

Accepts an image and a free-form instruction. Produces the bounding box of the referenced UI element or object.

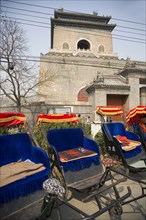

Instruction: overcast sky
[1,0,146,62]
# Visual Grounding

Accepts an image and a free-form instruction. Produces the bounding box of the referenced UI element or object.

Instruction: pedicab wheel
[108,202,123,220]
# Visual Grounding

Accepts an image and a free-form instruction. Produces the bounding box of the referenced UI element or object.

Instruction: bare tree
[0,18,55,112]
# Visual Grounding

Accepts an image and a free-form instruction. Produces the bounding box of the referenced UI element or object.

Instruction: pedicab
[126,105,146,151]
[0,112,50,205]
[36,113,133,220]
[96,106,146,173]
[95,106,146,204]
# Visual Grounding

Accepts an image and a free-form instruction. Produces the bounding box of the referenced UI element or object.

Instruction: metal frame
[96,111,146,173]
[37,139,146,220]
[38,167,133,220]
[37,120,146,220]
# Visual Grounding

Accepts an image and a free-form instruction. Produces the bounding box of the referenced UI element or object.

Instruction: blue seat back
[105,122,126,137]
[133,123,146,141]
[47,128,84,152]
[0,133,32,166]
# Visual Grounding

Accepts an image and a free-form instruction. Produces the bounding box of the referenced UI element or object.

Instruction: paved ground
[0,169,146,220]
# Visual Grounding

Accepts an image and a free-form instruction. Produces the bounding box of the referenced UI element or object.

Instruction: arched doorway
[77,88,88,102]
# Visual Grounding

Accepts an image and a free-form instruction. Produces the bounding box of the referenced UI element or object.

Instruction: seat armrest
[125,131,141,141]
[31,146,50,168]
[84,137,100,156]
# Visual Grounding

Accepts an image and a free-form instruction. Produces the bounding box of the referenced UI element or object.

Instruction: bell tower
[51,9,116,56]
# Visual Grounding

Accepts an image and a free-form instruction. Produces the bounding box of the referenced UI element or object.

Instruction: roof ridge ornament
[93,11,98,16]
[95,71,104,83]
[124,59,136,69]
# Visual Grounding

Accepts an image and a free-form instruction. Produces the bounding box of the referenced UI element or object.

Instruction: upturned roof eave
[119,68,146,76]
[54,10,112,23]
[86,84,130,93]
[52,18,116,31]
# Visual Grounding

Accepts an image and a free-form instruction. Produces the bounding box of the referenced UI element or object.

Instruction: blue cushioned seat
[46,128,100,173]
[102,122,142,159]
[133,123,146,145]
[0,133,50,204]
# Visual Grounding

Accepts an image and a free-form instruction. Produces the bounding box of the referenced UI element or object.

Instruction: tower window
[63,42,69,49]
[98,45,105,53]
[77,40,90,50]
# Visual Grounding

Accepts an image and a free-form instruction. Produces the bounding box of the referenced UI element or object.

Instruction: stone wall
[53,28,113,54]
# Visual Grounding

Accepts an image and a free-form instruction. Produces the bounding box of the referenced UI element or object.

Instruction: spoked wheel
[108,203,123,220]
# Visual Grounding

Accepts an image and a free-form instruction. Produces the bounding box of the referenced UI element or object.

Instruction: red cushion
[116,135,130,144]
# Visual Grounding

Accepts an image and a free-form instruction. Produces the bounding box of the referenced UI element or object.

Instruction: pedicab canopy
[96,106,123,116]
[126,105,146,127]
[0,112,26,127]
[37,113,79,125]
